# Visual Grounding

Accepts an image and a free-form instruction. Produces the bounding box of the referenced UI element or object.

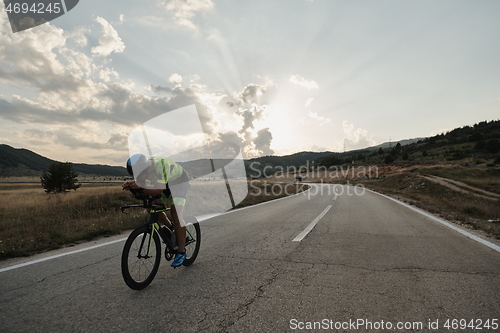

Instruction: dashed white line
[293,205,332,242]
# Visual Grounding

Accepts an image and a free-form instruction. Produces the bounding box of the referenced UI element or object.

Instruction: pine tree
[41,162,81,193]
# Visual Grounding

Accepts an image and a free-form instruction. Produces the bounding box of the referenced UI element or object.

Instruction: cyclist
[122,154,190,267]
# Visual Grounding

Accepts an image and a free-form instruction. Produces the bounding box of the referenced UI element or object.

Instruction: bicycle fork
[136,225,157,259]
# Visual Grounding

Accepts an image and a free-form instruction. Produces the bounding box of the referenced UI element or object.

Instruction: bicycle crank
[165,248,174,261]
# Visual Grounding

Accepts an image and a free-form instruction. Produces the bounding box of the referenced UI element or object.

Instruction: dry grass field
[0,180,309,259]
[0,183,142,258]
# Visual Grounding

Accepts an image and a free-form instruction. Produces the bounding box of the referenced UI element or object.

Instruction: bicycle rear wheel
[121,225,161,290]
[183,216,201,266]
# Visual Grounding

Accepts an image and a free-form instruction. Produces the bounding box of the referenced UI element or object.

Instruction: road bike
[120,189,201,290]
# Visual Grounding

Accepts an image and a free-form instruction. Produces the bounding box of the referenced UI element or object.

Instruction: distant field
[0,180,308,259]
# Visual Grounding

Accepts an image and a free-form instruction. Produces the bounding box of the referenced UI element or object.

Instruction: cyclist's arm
[141,188,163,197]
[127,180,165,196]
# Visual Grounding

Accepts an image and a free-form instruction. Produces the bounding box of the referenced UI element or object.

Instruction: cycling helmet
[126,154,149,176]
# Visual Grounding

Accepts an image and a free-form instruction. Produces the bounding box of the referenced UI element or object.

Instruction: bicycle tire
[182,216,201,266]
[121,225,161,290]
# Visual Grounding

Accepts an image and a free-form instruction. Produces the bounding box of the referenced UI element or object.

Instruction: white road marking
[367,189,500,254]
[293,205,332,242]
[0,238,126,273]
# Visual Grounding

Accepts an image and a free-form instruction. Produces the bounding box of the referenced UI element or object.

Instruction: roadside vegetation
[0,180,308,259]
[417,166,500,195]
[356,171,500,239]
[309,119,500,239]
[0,183,141,259]
[2,120,498,258]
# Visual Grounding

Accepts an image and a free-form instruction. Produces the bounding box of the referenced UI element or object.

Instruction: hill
[0,144,128,178]
[319,120,500,167]
[3,119,498,179]
[244,151,334,178]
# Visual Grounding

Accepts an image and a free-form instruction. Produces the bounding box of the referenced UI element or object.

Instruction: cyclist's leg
[170,181,190,253]
[158,211,172,228]
[156,194,172,228]
[171,204,186,253]
[170,201,187,267]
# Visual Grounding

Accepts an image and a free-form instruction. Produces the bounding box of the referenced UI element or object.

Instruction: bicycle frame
[121,199,178,257]
[121,189,201,289]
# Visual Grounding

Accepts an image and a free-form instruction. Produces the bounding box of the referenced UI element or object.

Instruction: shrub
[41,162,81,193]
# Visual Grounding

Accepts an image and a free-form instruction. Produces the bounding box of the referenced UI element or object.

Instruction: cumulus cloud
[305,98,314,107]
[308,111,331,126]
[164,0,215,30]
[0,15,190,127]
[215,82,276,157]
[91,17,125,56]
[65,26,90,47]
[21,128,56,145]
[169,73,183,84]
[234,84,266,104]
[223,81,276,108]
[0,14,277,160]
[19,127,128,151]
[0,18,67,87]
[253,128,274,156]
[0,16,114,114]
[99,68,119,82]
[289,74,319,89]
[342,121,377,150]
[149,84,173,94]
[55,129,128,150]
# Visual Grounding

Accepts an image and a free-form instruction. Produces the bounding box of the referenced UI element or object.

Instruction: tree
[474,140,486,151]
[485,139,500,154]
[41,162,81,193]
[384,155,395,164]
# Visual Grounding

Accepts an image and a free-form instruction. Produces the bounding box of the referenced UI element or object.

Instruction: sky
[0,0,499,166]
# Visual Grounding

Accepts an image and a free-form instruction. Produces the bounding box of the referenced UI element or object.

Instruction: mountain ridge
[0,144,129,178]
[0,137,426,178]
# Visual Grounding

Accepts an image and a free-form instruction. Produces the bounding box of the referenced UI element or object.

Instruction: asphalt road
[1,184,499,332]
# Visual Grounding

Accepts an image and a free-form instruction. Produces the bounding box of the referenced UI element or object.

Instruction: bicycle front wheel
[183,216,201,266]
[121,225,161,290]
